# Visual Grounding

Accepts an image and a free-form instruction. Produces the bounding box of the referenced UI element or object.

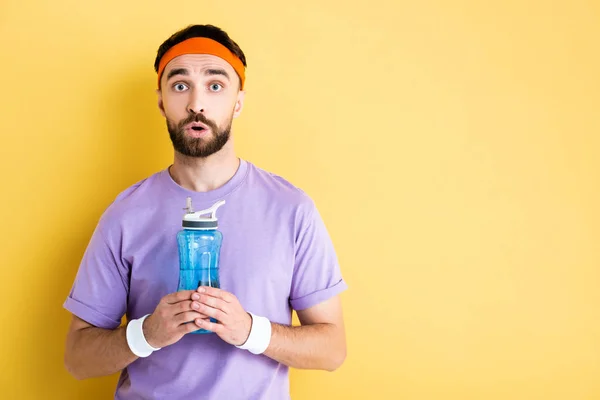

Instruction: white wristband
[126,314,161,358]
[235,312,272,355]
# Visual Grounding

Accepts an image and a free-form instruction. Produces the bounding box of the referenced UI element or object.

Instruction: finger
[171,300,192,314]
[197,286,235,303]
[175,311,209,325]
[171,300,204,315]
[181,318,209,334]
[197,294,229,313]
[197,304,229,324]
[195,318,223,334]
[163,290,196,304]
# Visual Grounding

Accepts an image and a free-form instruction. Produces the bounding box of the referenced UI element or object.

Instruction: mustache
[179,113,219,131]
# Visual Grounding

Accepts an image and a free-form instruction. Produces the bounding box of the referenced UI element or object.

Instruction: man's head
[154,25,247,158]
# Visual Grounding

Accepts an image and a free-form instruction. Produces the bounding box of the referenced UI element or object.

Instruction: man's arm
[194,287,346,372]
[64,315,137,380]
[263,296,346,371]
[64,290,209,380]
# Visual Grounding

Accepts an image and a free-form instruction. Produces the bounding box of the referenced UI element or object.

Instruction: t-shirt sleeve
[63,219,129,329]
[289,200,348,310]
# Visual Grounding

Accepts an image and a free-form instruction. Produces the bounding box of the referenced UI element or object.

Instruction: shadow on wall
[111,67,172,185]
[97,65,172,191]
[33,66,170,399]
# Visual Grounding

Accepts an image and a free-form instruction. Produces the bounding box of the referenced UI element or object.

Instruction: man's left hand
[192,287,252,346]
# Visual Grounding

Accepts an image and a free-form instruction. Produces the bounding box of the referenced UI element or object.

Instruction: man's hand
[192,287,253,346]
[143,290,211,348]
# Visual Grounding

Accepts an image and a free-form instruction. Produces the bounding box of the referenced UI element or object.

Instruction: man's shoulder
[97,169,166,227]
[247,162,316,211]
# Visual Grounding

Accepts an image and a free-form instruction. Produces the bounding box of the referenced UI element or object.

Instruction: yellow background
[1,0,599,399]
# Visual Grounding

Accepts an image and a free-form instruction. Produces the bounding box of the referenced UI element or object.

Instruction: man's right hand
[142,290,209,348]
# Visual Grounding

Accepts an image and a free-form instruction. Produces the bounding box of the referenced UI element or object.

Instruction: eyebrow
[166,68,189,81]
[204,68,230,81]
[165,67,231,82]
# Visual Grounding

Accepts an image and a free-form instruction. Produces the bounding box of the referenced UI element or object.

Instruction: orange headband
[157,37,246,90]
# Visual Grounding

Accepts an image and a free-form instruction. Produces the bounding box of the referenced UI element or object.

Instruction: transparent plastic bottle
[177,198,225,334]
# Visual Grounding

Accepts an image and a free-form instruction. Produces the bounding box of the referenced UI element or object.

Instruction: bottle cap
[182,198,225,230]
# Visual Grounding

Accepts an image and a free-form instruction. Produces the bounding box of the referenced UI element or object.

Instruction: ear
[157,89,166,118]
[233,90,245,118]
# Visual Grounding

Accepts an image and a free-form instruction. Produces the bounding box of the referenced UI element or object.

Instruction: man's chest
[125,217,297,317]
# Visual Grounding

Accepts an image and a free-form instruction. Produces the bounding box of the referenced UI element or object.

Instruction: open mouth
[187,122,209,133]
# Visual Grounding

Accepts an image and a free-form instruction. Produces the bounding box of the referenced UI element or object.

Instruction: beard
[167,111,232,158]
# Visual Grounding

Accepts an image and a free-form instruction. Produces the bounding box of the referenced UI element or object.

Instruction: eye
[209,83,223,92]
[173,83,188,92]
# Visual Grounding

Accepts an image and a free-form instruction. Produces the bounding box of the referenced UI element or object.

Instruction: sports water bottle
[177,197,225,334]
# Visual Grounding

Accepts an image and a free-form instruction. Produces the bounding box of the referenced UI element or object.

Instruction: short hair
[154,24,247,88]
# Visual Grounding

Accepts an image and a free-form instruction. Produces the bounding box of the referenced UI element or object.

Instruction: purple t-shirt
[63,159,347,399]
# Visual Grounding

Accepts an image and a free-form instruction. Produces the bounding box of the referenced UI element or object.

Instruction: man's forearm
[262,323,346,371]
[65,326,137,380]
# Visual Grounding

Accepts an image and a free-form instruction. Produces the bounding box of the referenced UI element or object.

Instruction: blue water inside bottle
[176,199,225,334]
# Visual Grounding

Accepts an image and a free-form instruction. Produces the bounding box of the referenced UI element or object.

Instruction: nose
[187,88,205,114]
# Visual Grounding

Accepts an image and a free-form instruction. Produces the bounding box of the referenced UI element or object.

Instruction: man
[63,24,348,399]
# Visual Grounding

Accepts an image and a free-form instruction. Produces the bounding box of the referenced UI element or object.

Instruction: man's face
[157,53,245,158]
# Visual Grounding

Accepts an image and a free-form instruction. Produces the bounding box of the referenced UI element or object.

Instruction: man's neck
[168,141,240,193]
